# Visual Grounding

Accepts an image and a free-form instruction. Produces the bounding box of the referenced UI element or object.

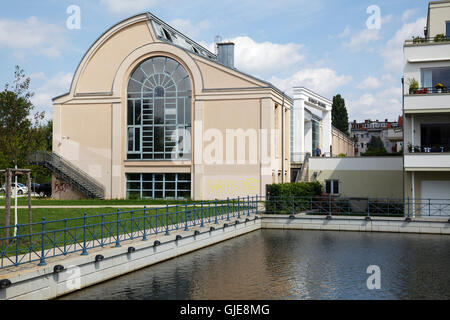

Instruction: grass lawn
[0,201,255,262]
[0,197,199,207]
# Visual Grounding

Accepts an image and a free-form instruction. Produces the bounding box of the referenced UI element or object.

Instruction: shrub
[265,182,322,214]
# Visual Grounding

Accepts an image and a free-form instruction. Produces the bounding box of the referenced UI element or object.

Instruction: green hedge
[265,182,322,214]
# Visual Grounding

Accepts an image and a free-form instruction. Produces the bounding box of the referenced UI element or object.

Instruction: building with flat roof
[403,0,450,214]
[49,13,292,200]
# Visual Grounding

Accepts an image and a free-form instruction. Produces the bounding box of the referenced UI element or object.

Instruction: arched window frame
[126,56,192,161]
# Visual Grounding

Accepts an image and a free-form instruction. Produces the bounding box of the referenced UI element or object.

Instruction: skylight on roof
[149,16,216,60]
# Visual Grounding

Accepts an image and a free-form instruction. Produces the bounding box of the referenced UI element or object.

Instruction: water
[61,230,450,300]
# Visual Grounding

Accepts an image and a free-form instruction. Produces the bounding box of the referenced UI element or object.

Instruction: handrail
[28,151,105,198]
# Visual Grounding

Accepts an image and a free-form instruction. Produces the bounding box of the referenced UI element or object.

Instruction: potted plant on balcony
[407,78,419,94]
[434,34,446,42]
[435,83,444,93]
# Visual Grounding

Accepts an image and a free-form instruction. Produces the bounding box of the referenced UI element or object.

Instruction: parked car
[0,183,29,195]
[30,183,40,194]
[36,183,52,198]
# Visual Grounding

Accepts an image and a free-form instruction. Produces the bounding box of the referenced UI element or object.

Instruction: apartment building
[51,13,291,200]
[350,118,402,155]
[403,1,450,209]
[290,87,354,182]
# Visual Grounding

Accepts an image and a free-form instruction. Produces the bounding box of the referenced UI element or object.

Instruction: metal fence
[0,196,259,269]
[2,195,449,270]
[263,195,450,218]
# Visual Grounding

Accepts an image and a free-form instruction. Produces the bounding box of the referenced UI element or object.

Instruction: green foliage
[331,94,349,135]
[265,182,323,214]
[434,34,446,42]
[0,66,52,183]
[337,153,347,157]
[361,136,387,156]
[407,78,418,94]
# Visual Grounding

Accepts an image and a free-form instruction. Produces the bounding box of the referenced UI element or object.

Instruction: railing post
[237,196,241,219]
[208,201,212,223]
[115,209,121,247]
[407,197,410,218]
[367,199,370,218]
[215,199,218,224]
[64,218,68,254]
[165,203,170,236]
[227,197,230,221]
[38,218,47,266]
[248,195,250,217]
[184,201,189,231]
[100,215,104,247]
[292,195,295,215]
[429,198,431,216]
[130,210,134,240]
[143,206,148,241]
[81,213,88,255]
[256,195,259,215]
[201,201,204,227]
[15,224,19,266]
[326,195,332,219]
[176,205,179,230]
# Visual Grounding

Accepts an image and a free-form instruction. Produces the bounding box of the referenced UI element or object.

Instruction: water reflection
[60,230,450,300]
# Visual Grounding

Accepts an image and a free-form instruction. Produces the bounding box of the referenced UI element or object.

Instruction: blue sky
[0,0,430,122]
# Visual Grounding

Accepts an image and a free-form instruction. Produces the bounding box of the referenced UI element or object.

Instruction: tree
[331,94,349,135]
[361,136,388,156]
[0,66,52,183]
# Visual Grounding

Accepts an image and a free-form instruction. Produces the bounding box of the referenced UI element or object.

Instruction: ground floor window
[126,173,191,199]
[325,179,339,195]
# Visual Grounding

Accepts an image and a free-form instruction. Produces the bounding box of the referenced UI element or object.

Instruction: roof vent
[217,42,235,69]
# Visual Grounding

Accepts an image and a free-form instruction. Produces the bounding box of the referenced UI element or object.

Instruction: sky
[0,0,430,123]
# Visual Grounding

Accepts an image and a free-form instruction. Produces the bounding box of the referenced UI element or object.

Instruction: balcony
[404,152,450,170]
[404,92,450,113]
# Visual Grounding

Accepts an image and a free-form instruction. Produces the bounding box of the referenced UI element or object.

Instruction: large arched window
[127,56,191,160]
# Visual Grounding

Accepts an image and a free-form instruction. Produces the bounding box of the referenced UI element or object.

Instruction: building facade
[52,13,291,200]
[403,1,450,212]
[350,118,402,155]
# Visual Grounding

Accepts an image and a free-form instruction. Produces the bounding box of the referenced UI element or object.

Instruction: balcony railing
[405,36,450,45]
[407,145,450,153]
[408,87,450,95]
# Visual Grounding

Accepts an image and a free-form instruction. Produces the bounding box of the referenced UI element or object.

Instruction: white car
[0,183,29,195]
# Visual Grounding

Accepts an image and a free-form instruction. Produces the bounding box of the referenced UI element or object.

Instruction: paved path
[13,205,179,209]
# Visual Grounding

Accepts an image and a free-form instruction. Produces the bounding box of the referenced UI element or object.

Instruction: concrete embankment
[1,214,449,300]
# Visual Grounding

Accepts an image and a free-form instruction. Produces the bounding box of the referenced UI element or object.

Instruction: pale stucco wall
[309,157,403,198]
[53,14,291,200]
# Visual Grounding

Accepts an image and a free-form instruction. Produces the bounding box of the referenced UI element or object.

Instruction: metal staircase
[28,151,105,199]
[296,152,311,182]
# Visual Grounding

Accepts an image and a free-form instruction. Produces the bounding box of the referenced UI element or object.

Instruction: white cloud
[0,17,67,58]
[380,17,426,73]
[31,72,73,118]
[270,68,352,97]
[228,36,304,77]
[357,76,382,89]
[347,86,402,121]
[200,36,305,78]
[100,0,160,14]
[338,26,351,38]
[169,19,210,38]
[402,9,418,22]
[343,29,381,51]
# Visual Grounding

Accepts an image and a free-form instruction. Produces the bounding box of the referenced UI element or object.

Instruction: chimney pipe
[217,42,235,69]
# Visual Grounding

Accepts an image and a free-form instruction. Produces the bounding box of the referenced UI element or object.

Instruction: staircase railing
[297,152,311,182]
[28,151,105,199]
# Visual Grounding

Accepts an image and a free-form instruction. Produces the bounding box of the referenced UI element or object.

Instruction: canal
[61,229,450,300]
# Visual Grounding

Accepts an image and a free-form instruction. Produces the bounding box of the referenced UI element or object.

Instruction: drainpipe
[401,77,405,202]
[281,93,285,183]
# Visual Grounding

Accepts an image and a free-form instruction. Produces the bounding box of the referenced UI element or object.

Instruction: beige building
[403,1,450,214]
[308,157,403,199]
[331,126,355,157]
[51,13,291,200]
